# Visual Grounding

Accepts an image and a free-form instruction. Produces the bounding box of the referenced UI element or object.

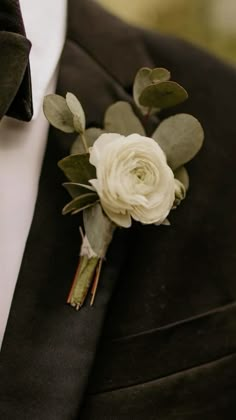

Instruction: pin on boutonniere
[43,67,204,310]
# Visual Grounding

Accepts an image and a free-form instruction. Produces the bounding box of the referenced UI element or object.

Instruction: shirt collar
[19,0,67,119]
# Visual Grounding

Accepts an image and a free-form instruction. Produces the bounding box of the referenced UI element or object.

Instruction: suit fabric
[1,0,236,419]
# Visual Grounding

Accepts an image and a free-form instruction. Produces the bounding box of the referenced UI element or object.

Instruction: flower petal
[103,206,132,228]
[89,133,123,167]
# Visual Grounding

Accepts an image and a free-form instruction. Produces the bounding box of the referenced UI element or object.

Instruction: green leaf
[139,81,188,110]
[71,128,105,154]
[133,67,172,114]
[43,94,74,133]
[133,67,152,111]
[150,68,171,83]
[58,154,96,184]
[63,182,96,198]
[66,92,86,133]
[83,203,115,257]
[174,166,189,191]
[104,101,145,136]
[152,113,204,170]
[73,115,84,134]
[62,193,98,215]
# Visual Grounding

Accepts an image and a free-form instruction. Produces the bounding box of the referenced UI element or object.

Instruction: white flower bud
[173,179,186,208]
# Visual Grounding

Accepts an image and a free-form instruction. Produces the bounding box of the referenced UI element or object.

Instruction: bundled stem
[67,256,99,310]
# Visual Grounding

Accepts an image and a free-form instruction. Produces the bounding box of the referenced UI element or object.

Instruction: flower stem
[67,259,82,304]
[90,258,103,306]
[67,256,99,310]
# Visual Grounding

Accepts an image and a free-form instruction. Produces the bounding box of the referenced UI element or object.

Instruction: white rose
[89,133,176,228]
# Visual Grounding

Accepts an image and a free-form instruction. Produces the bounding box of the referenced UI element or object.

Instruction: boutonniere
[43,67,204,310]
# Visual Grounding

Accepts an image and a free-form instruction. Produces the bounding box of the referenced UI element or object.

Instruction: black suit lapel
[0,124,130,419]
[0,0,33,121]
[0,1,154,418]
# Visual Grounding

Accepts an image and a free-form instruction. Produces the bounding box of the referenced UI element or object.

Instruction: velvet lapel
[0,0,33,121]
[0,32,31,120]
[0,1,155,418]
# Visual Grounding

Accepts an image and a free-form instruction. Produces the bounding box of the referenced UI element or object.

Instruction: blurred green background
[97,0,236,64]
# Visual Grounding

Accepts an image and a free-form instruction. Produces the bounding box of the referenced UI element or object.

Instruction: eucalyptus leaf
[62,193,98,215]
[133,67,152,110]
[63,182,96,198]
[139,81,188,110]
[104,101,145,136]
[73,115,84,134]
[71,128,105,154]
[174,166,189,191]
[152,113,204,170]
[133,67,173,115]
[58,154,96,184]
[83,203,115,257]
[150,68,171,83]
[43,94,74,133]
[66,92,86,133]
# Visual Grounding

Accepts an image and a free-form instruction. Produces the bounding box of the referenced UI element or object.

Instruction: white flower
[89,133,176,228]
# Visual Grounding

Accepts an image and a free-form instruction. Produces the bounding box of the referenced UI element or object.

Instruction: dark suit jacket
[1,1,236,419]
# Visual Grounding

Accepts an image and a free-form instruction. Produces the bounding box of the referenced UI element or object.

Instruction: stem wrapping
[67,256,99,310]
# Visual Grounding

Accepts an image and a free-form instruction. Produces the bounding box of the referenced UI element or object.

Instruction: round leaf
[152,113,204,170]
[133,67,152,110]
[139,81,188,110]
[43,94,74,133]
[104,101,145,136]
[133,67,173,114]
[150,68,171,83]
[58,154,96,184]
[66,92,86,133]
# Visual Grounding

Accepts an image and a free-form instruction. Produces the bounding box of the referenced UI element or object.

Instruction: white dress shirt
[0,0,67,348]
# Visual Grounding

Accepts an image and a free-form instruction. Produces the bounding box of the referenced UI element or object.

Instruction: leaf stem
[81,132,89,153]
[144,107,152,125]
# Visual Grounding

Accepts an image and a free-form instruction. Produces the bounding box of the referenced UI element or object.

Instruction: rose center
[131,166,146,182]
